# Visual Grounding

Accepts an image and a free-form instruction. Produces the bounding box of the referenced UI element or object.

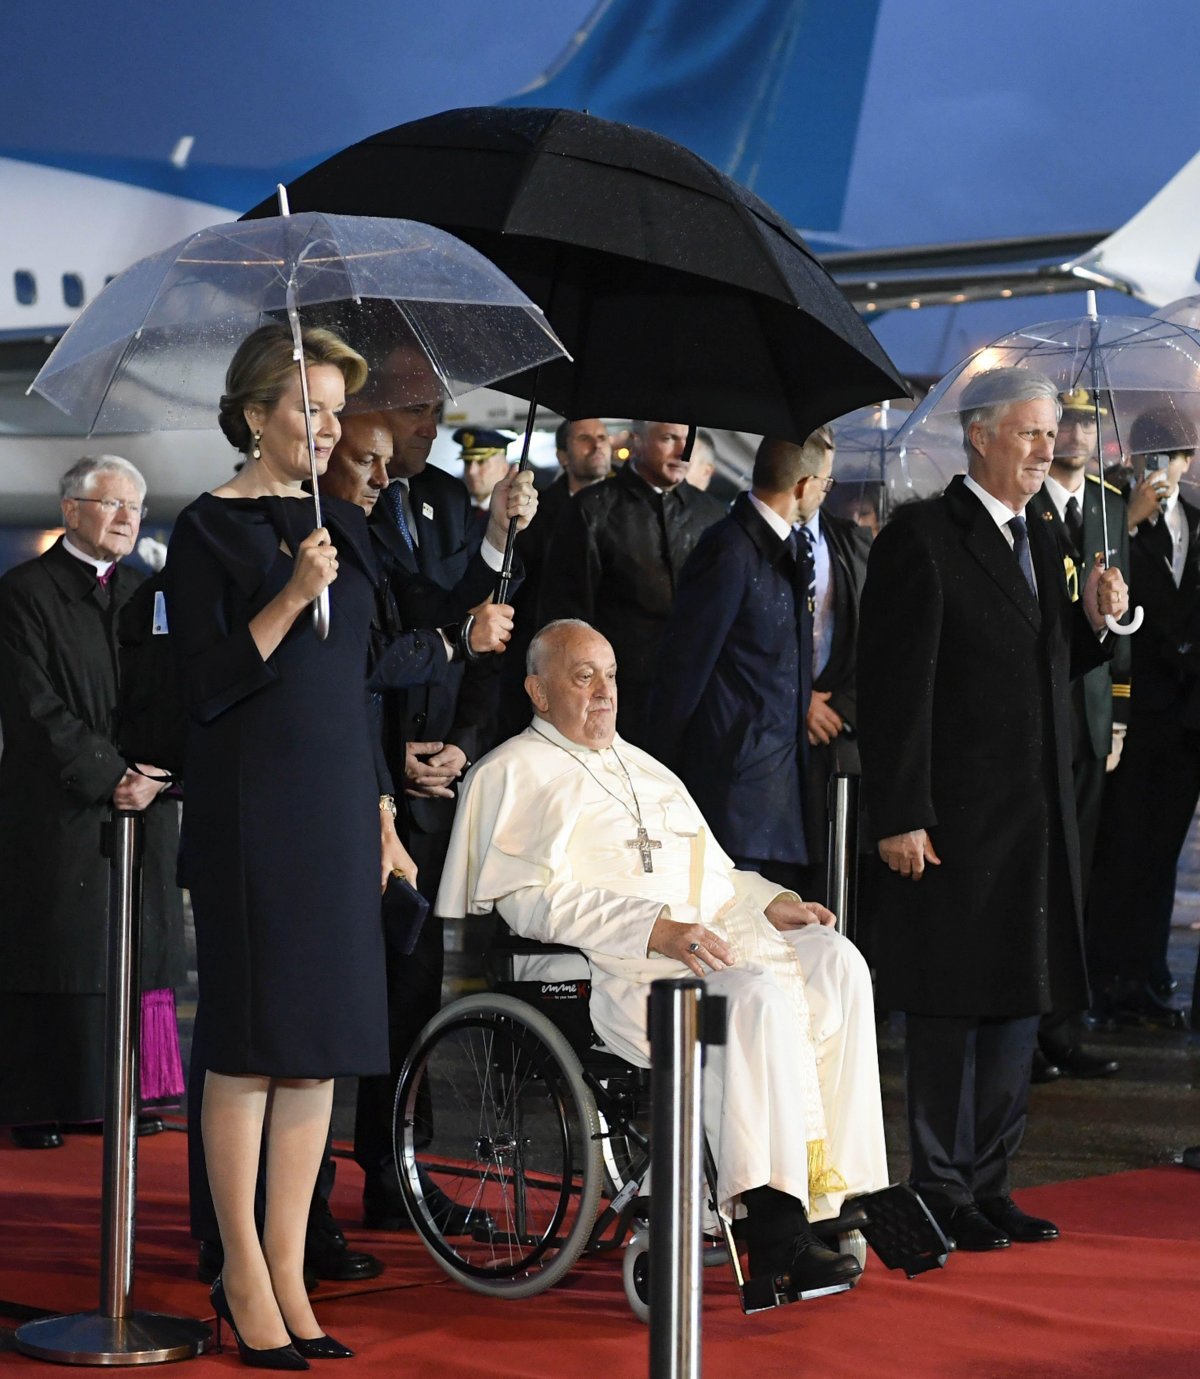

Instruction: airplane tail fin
[498,0,881,238]
[1068,149,1200,307]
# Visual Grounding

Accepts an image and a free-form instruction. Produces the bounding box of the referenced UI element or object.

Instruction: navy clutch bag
[382,873,430,956]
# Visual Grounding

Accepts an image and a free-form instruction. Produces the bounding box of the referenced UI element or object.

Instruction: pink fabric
[139,988,184,1104]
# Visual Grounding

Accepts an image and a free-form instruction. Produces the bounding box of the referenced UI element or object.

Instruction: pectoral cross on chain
[626,825,662,873]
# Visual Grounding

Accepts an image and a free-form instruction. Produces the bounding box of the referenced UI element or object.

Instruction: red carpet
[2,1130,1199,1378]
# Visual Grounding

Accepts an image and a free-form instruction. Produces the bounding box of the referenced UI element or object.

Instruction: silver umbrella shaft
[285,272,331,641]
[1085,289,1143,636]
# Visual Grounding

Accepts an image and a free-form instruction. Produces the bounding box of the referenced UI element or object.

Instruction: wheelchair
[392,923,948,1319]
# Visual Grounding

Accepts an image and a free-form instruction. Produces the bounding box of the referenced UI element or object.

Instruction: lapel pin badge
[421,502,434,520]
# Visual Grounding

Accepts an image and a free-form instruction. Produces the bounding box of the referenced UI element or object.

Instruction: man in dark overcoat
[0,456,184,1149]
[1088,408,1200,1027]
[857,369,1128,1253]
[1026,388,1130,1077]
[539,420,726,747]
[649,434,816,883]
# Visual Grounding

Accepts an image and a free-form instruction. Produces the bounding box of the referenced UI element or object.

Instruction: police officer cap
[452,427,512,456]
[1059,386,1108,417]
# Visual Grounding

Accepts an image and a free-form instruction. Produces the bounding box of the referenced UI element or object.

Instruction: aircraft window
[62,274,84,308]
[14,271,36,306]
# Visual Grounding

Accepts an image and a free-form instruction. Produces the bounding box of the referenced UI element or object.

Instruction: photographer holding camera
[1088,408,1200,1028]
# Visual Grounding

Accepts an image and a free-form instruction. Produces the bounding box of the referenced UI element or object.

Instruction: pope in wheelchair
[438,618,889,1296]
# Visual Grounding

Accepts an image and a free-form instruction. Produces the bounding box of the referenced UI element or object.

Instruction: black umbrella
[244,106,907,444]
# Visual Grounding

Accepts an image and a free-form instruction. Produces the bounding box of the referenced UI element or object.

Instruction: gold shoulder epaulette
[1085,472,1124,496]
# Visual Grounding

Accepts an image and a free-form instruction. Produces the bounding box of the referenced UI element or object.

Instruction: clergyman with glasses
[0,455,186,1150]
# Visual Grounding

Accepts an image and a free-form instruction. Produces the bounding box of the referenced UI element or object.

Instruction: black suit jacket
[1026,475,1131,759]
[650,493,809,864]
[498,473,578,740]
[1125,494,1200,723]
[857,476,1108,1018]
[370,466,504,840]
[539,462,726,745]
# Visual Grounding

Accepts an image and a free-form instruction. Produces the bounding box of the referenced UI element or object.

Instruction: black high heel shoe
[285,1331,354,1360]
[210,1276,310,1371]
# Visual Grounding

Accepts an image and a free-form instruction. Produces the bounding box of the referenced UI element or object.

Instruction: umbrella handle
[312,588,331,641]
[1105,606,1143,636]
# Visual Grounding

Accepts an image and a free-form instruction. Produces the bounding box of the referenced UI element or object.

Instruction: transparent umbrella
[30,201,569,635]
[1154,293,1200,332]
[827,399,914,532]
[890,291,1200,632]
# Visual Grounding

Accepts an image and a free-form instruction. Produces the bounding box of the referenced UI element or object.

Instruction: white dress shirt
[1162,490,1189,586]
[1041,472,1083,525]
[962,473,1039,596]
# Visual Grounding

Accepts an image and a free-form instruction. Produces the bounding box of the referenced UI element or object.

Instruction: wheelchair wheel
[622,1227,651,1324]
[395,993,604,1298]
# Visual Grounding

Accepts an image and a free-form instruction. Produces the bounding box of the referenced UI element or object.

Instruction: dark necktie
[797,525,817,614]
[97,565,114,588]
[381,481,415,551]
[1064,495,1083,555]
[1008,514,1037,596]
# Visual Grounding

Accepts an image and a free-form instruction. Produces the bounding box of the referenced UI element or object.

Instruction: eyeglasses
[806,476,837,492]
[69,497,148,517]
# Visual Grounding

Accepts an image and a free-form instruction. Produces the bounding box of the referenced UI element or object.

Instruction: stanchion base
[14,1311,213,1366]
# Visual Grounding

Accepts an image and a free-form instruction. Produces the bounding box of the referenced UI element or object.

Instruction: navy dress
[166,492,388,1078]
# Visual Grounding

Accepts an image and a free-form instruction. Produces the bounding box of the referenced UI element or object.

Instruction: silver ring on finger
[688,941,700,953]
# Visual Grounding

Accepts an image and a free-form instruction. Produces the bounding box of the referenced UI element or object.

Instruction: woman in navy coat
[166,324,411,1363]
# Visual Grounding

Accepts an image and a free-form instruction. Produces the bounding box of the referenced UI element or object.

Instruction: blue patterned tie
[797,524,817,614]
[382,481,415,551]
[1008,514,1037,596]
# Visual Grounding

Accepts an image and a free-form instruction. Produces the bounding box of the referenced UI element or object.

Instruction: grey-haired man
[0,456,185,1148]
[857,370,1128,1254]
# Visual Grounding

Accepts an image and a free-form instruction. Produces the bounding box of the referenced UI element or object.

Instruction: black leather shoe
[10,1123,63,1149]
[1105,984,1188,1030]
[749,1232,862,1290]
[306,1199,384,1282]
[1180,1146,1200,1170]
[1030,1049,1062,1084]
[934,1203,1011,1252]
[1053,1046,1119,1079]
[976,1195,1059,1242]
[197,1241,317,1293]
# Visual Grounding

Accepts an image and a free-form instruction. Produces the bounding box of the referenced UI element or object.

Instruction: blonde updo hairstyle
[218,323,369,455]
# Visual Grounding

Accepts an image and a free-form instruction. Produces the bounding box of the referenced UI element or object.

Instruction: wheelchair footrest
[741,1271,854,1313]
[851,1184,951,1276]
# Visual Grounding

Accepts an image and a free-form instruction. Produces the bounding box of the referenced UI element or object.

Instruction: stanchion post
[825,773,860,941]
[647,978,704,1379]
[15,809,211,1365]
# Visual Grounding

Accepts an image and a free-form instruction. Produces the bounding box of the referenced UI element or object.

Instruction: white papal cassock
[437,718,888,1221]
